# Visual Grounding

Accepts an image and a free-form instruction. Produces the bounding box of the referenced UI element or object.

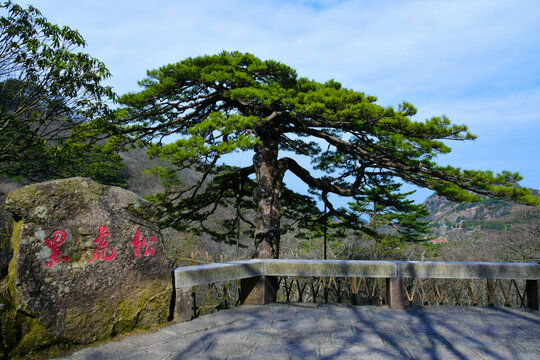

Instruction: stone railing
[173,259,540,322]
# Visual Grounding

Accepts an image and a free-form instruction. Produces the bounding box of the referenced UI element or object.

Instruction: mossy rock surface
[4,177,172,351]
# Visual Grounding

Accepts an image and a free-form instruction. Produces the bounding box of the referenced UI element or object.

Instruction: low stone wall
[173,259,540,321]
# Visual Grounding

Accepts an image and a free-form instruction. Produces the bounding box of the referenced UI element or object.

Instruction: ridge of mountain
[422,189,539,231]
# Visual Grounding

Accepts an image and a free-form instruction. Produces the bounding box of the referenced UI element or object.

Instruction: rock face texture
[4,177,172,349]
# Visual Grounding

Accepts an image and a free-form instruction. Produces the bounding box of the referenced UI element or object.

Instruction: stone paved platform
[56,303,539,359]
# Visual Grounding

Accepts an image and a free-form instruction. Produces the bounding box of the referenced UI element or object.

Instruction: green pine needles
[114,51,538,258]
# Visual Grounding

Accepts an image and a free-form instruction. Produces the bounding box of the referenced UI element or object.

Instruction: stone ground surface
[55,303,539,360]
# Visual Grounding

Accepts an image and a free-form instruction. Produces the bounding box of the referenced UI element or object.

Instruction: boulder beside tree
[1,177,172,356]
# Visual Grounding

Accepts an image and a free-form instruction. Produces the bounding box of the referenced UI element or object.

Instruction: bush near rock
[2,177,172,356]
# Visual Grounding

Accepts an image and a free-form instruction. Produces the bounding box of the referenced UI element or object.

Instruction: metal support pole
[324,202,327,260]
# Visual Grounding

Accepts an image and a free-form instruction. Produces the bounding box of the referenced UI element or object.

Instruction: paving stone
[63,342,138,360]
[368,309,425,322]
[333,311,372,322]
[371,320,409,334]
[349,320,378,333]
[513,321,540,333]
[331,331,385,347]
[145,337,212,355]
[328,326,355,340]
[53,304,540,360]
[335,347,413,360]
[326,304,367,314]
[449,335,526,351]
[472,347,540,360]
[407,346,482,360]
[319,343,370,358]
[119,330,178,349]
[296,304,326,310]
[381,333,452,349]
[160,318,219,336]
[251,343,318,358]
[512,334,540,351]
[317,318,351,332]
[419,308,482,323]
[118,350,172,360]
[463,322,527,337]
[271,318,316,331]
[296,310,327,319]
[204,341,254,358]
[226,318,272,330]
[403,320,470,337]
[202,309,246,324]
[202,328,252,343]
[275,329,332,344]
[247,330,278,344]
[269,310,299,321]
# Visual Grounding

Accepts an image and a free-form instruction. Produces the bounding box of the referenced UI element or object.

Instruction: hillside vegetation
[423,192,539,263]
[2,154,538,268]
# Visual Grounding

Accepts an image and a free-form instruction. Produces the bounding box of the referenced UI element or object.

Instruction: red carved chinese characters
[45,230,69,268]
[89,225,116,262]
[131,228,156,258]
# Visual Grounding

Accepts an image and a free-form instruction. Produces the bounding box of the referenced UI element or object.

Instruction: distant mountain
[423,189,539,232]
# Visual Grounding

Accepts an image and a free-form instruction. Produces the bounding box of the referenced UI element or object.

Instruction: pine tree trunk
[252,137,281,259]
[241,136,281,304]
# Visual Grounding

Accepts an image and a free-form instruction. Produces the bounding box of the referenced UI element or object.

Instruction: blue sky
[18,0,540,203]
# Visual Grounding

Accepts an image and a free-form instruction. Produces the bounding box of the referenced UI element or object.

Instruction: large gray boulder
[4,177,172,353]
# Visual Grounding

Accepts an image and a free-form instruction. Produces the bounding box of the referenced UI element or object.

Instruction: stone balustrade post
[526,280,538,310]
[387,278,407,309]
[239,276,278,305]
[175,287,193,322]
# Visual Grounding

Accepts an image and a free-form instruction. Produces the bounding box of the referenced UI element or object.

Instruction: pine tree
[115,51,538,259]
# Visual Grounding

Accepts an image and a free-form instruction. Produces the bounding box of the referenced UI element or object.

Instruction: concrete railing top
[173,259,540,289]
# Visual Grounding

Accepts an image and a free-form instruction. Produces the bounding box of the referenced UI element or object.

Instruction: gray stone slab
[349,322,379,334]
[513,321,540,333]
[200,309,246,325]
[368,308,425,322]
[63,342,138,360]
[271,318,316,331]
[118,350,172,360]
[275,329,332,344]
[407,346,482,360]
[119,330,178,349]
[145,337,213,356]
[319,343,371,358]
[463,322,528,337]
[54,304,540,360]
[472,347,540,360]
[204,341,254,358]
[316,318,351,332]
[329,347,413,360]
[226,318,272,330]
[160,317,219,337]
[295,309,328,319]
[371,320,409,334]
[449,334,527,352]
[251,343,319,358]
[202,328,252,343]
[247,330,278,344]
[403,320,471,337]
[331,331,385,347]
[511,333,540,351]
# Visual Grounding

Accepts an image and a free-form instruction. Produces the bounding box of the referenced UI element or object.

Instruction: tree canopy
[0,1,124,184]
[116,51,538,259]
